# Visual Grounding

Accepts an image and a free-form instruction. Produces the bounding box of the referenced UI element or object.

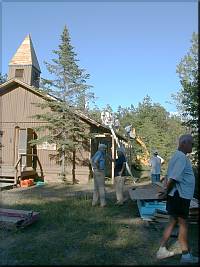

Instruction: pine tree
[0,73,7,84]
[172,32,198,163]
[113,96,186,172]
[32,26,94,183]
[41,25,94,108]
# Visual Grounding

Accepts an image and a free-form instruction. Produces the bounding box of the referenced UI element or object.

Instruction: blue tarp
[137,199,167,219]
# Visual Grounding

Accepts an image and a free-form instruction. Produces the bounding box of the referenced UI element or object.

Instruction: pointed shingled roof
[9,34,41,72]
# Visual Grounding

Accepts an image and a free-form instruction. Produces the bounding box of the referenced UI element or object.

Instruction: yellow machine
[129,127,150,166]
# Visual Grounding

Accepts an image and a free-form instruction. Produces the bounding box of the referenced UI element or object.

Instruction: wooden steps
[0,168,15,177]
[0,177,15,190]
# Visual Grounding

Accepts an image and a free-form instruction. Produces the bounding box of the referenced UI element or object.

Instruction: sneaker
[100,204,107,208]
[180,253,199,264]
[156,246,175,260]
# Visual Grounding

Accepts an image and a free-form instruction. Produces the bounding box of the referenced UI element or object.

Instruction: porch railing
[14,154,44,185]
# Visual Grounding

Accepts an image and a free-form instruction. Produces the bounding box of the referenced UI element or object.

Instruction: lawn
[0,182,199,265]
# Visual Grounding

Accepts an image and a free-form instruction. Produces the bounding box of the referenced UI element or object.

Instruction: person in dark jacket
[114,146,127,205]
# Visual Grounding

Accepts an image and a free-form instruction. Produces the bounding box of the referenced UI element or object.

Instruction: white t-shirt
[157,155,164,164]
[149,156,161,174]
[167,150,195,199]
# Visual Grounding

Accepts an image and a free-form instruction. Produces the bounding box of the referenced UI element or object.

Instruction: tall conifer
[32,26,94,182]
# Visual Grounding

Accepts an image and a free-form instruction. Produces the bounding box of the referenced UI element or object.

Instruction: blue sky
[1,1,198,113]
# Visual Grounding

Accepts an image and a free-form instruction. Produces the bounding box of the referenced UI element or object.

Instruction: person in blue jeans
[149,150,164,183]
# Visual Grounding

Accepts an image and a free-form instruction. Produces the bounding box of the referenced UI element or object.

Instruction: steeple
[8,34,41,87]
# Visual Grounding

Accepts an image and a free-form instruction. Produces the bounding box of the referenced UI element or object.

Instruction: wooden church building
[0,35,128,187]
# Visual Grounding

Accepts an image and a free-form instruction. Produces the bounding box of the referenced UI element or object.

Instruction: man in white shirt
[149,150,164,183]
[156,134,198,264]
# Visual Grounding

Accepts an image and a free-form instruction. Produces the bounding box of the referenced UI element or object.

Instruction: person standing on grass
[90,143,107,207]
[149,150,164,183]
[114,146,127,205]
[156,134,198,264]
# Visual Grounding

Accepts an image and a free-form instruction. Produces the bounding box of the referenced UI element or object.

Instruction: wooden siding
[1,125,15,166]
[0,82,128,184]
[0,84,93,183]
[8,65,33,86]
[1,85,48,123]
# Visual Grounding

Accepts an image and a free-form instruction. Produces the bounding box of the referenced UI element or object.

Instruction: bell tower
[8,34,41,88]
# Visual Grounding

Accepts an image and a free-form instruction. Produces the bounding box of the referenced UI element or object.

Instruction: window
[32,71,40,86]
[33,71,39,84]
[15,69,24,78]
[33,71,39,80]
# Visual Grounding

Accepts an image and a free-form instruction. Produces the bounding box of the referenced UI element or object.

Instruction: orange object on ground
[28,179,34,186]
[20,180,29,187]
[20,179,34,187]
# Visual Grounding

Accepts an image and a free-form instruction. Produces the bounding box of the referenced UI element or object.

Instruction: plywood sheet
[129,183,164,200]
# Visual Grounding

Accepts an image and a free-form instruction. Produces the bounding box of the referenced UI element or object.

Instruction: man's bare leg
[160,216,177,247]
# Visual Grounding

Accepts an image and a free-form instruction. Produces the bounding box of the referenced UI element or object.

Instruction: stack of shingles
[153,198,199,224]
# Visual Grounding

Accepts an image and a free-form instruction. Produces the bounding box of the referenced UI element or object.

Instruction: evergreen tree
[114,96,186,173]
[41,25,94,109]
[32,26,94,182]
[0,73,7,84]
[88,105,102,123]
[172,32,198,163]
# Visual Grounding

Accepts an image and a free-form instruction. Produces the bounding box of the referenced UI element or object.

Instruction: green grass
[0,186,199,265]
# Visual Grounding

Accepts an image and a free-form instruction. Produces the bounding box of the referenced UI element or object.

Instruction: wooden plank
[0,215,22,223]
[129,183,164,200]
[0,208,37,217]
[153,217,169,223]
[0,178,14,183]
[0,183,14,189]
[0,171,15,177]
[0,180,14,184]
[154,213,169,219]
[0,176,15,180]
[189,209,199,215]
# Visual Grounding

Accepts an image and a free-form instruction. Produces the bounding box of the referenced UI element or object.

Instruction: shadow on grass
[1,186,199,265]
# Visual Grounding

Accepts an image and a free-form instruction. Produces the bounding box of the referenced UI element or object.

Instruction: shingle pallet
[0,208,40,229]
